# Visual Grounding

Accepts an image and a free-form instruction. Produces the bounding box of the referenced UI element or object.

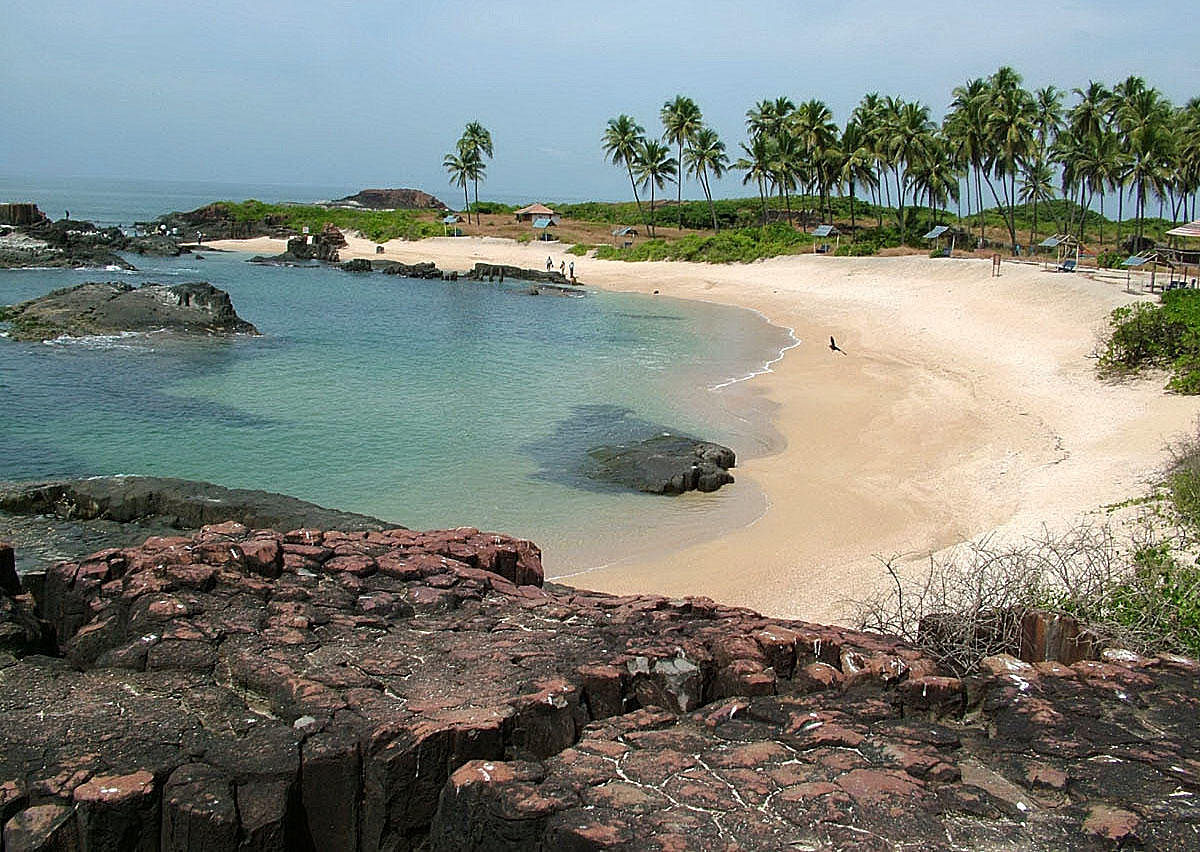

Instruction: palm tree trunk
[649,182,656,238]
[463,184,470,222]
[1117,182,1124,248]
[975,167,985,245]
[702,170,718,232]
[849,181,857,232]
[472,179,480,225]
[677,141,684,230]
[625,164,647,231]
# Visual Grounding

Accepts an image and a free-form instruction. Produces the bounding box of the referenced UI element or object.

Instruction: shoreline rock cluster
[0,523,1195,849]
[0,282,258,341]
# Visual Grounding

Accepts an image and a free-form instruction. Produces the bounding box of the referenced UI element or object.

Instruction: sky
[2,0,1198,203]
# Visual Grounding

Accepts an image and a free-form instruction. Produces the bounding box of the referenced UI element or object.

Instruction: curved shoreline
[209,233,1198,624]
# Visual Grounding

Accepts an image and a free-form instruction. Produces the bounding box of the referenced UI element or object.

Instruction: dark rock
[0,543,17,596]
[585,434,736,495]
[139,204,290,243]
[0,476,390,534]
[124,235,184,257]
[340,258,372,273]
[0,281,257,341]
[331,189,447,210]
[466,263,572,286]
[3,803,78,852]
[377,260,444,279]
[0,216,134,270]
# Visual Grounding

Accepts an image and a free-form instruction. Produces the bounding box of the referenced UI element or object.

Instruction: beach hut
[442,214,464,237]
[532,215,560,241]
[923,225,956,257]
[1038,234,1080,272]
[514,203,557,223]
[612,226,638,248]
[812,224,840,254]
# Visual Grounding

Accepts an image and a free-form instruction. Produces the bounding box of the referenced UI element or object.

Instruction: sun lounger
[1057,259,1077,273]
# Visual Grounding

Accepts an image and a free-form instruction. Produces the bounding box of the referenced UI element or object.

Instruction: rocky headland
[586,435,737,495]
[0,523,1195,850]
[0,282,258,341]
[329,189,448,210]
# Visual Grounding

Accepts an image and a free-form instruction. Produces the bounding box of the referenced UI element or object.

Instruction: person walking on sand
[559,261,566,276]
[546,256,553,272]
[569,261,575,279]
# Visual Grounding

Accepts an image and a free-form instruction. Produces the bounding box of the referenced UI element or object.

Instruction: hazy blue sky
[3,0,1197,203]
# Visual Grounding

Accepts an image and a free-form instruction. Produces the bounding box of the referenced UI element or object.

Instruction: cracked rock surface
[0,527,1197,850]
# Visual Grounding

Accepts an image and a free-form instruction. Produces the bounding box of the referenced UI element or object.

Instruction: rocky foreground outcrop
[0,282,258,341]
[586,435,736,495]
[0,525,1196,850]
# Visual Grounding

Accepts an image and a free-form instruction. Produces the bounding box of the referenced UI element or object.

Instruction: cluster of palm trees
[602,97,729,236]
[443,122,493,224]
[604,69,1200,253]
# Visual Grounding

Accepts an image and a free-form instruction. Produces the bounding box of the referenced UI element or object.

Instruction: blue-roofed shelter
[442,213,464,236]
[812,224,840,253]
[923,225,956,256]
[1037,233,1079,270]
[532,215,560,241]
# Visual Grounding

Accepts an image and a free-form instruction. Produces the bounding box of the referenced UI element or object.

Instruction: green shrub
[468,201,516,214]
[1096,250,1125,269]
[565,244,593,256]
[835,241,878,257]
[590,224,813,264]
[1098,290,1200,392]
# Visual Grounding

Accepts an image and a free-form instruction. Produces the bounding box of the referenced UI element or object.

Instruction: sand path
[209,234,1198,623]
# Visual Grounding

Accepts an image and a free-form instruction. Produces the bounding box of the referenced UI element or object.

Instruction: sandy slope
[208,234,1198,623]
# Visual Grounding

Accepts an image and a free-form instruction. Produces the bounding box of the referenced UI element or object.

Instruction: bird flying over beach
[829,336,846,355]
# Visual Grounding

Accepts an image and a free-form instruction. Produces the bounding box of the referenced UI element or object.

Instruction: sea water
[0,180,793,575]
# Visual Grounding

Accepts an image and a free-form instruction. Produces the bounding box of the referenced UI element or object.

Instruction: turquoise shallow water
[0,185,793,575]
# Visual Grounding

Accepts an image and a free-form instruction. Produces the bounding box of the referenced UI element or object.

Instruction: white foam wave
[708,324,802,391]
[42,329,167,350]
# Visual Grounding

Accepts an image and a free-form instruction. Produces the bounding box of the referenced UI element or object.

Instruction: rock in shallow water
[0,281,258,341]
[585,434,736,495]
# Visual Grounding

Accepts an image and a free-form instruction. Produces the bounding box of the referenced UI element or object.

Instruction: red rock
[836,768,924,803]
[794,662,843,693]
[1083,804,1140,842]
[322,555,376,577]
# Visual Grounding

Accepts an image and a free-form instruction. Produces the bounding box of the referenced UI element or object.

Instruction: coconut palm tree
[602,115,649,229]
[790,99,839,224]
[736,135,775,228]
[1019,156,1056,246]
[1115,86,1176,242]
[684,126,729,231]
[881,99,935,232]
[661,95,704,230]
[457,122,493,225]
[983,67,1037,252]
[442,148,481,219]
[633,140,677,237]
[838,121,878,233]
[852,92,888,226]
[908,134,960,226]
[945,77,990,243]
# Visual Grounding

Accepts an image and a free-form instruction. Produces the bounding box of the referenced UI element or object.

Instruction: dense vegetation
[601,68,1199,257]
[593,224,813,263]
[1099,289,1200,392]
[216,200,442,242]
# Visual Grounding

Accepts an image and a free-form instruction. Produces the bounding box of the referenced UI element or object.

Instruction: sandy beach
[208,234,1199,623]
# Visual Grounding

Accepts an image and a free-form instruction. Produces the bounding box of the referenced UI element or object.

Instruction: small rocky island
[0,281,258,341]
[586,434,736,494]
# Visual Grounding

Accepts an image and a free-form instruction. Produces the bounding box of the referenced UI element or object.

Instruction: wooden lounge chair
[1057,259,1077,273]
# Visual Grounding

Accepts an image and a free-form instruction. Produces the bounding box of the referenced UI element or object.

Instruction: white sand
[208,234,1197,623]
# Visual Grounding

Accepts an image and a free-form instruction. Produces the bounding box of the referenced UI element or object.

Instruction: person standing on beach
[569,261,575,279]
[546,256,552,272]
